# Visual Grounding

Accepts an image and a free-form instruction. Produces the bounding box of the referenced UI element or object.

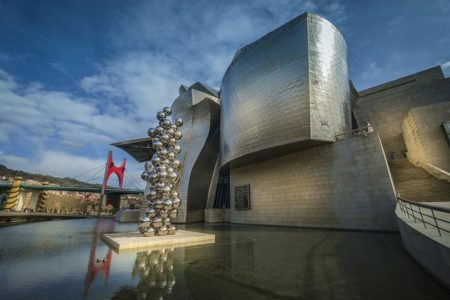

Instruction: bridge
[0,151,144,218]
[0,182,142,194]
[0,211,94,223]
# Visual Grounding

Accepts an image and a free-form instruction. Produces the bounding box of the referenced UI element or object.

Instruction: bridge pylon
[4,176,22,211]
[99,151,126,213]
[35,182,49,212]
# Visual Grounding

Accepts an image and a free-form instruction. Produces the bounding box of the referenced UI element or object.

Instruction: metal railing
[335,125,374,141]
[396,197,450,237]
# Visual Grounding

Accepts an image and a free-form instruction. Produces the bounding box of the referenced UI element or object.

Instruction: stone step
[389,159,450,202]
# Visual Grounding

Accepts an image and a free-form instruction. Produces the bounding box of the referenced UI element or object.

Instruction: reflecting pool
[0,219,448,299]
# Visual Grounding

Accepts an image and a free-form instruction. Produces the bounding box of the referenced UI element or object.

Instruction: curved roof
[111,137,154,162]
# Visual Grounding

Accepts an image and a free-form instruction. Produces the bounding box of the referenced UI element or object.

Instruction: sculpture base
[101,230,215,253]
[115,209,140,223]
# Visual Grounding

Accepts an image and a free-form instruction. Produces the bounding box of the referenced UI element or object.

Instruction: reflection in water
[132,249,176,300]
[0,220,448,300]
[83,219,115,297]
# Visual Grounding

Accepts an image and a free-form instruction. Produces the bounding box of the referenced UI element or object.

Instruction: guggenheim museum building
[115,12,450,231]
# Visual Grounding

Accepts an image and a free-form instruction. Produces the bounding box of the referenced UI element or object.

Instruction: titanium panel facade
[171,83,220,223]
[220,12,350,167]
[307,14,351,140]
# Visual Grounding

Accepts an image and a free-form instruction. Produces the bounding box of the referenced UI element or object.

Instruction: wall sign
[235,184,251,210]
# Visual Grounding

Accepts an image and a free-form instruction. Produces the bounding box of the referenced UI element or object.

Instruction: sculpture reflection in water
[139,106,183,236]
[132,249,176,300]
[84,219,115,297]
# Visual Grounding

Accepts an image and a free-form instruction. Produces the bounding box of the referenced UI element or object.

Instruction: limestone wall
[401,102,450,173]
[354,68,450,158]
[204,208,230,223]
[229,133,397,231]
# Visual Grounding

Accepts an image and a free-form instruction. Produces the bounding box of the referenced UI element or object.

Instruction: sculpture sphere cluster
[132,249,175,299]
[139,106,183,237]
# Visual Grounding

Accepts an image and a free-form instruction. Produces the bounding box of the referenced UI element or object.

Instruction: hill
[0,164,101,188]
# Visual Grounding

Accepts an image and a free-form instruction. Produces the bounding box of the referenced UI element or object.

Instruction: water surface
[0,219,448,299]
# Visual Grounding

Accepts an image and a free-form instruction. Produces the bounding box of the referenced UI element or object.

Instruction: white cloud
[441,61,450,77]
[0,68,148,185]
[33,151,105,178]
[80,52,187,120]
[0,0,350,184]
[0,152,28,169]
[0,68,145,147]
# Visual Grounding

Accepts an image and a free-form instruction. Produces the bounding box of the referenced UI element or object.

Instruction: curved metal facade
[220,13,350,167]
[171,83,220,223]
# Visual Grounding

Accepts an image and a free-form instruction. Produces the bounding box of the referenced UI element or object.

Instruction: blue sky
[0,0,449,187]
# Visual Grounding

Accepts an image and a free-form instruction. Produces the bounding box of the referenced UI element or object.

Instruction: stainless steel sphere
[148,128,156,137]
[155,182,165,190]
[157,226,168,236]
[152,140,163,150]
[173,131,182,140]
[139,216,150,223]
[154,199,164,209]
[146,208,156,217]
[150,173,158,183]
[155,126,164,135]
[144,227,155,237]
[168,172,177,182]
[171,159,181,169]
[168,137,176,145]
[172,197,180,208]
[162,107,172,116]
[162,120,171,128]
[145,162,153,172]
[157,149,168,158]
[159,210,168,219]
[151,156,161,165]
[175,118,183,127]
[152,217,163,228]
[173,145,181,154]
[157,170,168,179]
[138,223,147,234]
[162,185,171,195]
[167,225,176,235]
[160,134,169,142]
[169,209,177,219]
[167,152,175,161]
[141,172,149,180]
[163,199,172,210]
[157,111,166,121]
[171,191,178,197]
[163,217,171,226]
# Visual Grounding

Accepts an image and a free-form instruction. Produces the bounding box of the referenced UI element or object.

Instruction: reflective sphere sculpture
[139,106,183,236]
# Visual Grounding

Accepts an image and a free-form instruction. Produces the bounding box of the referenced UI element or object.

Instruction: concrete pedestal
[115,209,140,223]
[101,230,215,253]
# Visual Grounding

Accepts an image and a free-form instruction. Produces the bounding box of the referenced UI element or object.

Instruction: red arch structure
[102,150,126,193]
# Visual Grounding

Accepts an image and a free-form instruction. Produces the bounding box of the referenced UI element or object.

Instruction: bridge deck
[0,182,142,194]
[0,211,97,221]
